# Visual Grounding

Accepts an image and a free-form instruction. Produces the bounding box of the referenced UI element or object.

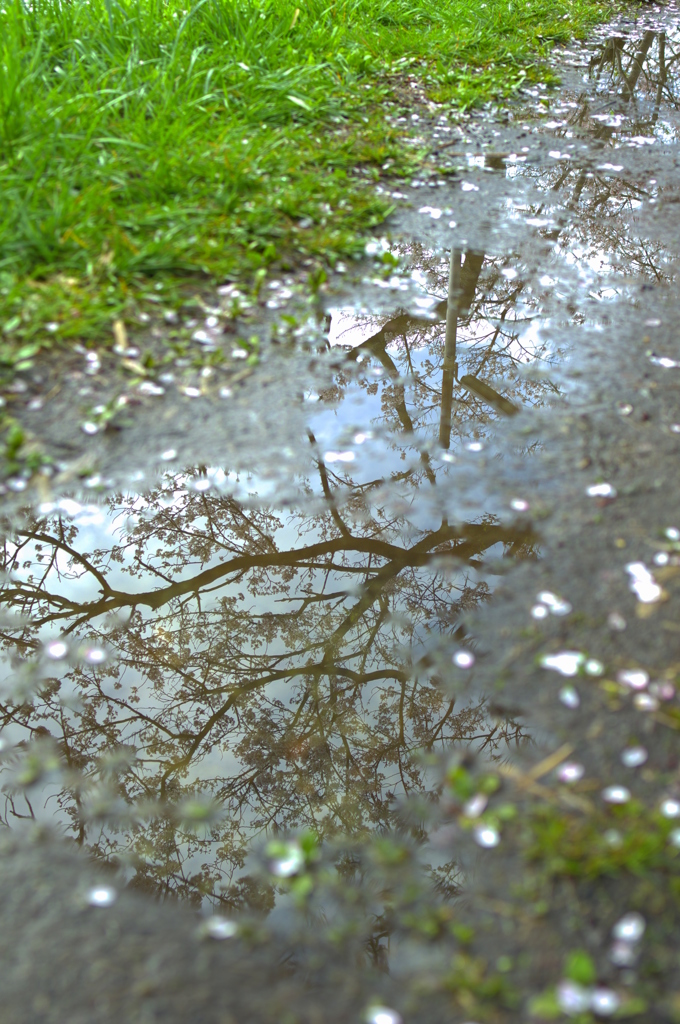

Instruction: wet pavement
[5,7,680,1022]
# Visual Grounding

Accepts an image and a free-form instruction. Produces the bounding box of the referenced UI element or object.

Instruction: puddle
[0,483,533,903]
[0,226,554,905]
[5,14,680,1015]
[0,19,672,885]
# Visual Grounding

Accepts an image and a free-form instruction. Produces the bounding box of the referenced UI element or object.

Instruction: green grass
[0,0,610,356]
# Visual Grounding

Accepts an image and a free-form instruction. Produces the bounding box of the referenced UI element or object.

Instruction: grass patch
[526,800,680,883]
[1,0,611,355]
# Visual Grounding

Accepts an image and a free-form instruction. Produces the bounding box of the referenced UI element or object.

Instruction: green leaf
[565,949,596,986]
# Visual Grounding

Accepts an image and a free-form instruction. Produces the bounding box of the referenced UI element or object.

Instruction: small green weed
[525,800,680,881]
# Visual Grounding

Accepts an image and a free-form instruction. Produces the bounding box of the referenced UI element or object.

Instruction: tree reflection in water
[0,247,551,907]
[515,28,680,286]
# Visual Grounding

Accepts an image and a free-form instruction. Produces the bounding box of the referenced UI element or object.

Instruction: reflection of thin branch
[308,432,352,539]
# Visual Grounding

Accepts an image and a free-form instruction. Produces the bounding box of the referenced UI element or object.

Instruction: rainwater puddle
[0,221,553,911]
[3,17,680,979]
[0,461,535,905]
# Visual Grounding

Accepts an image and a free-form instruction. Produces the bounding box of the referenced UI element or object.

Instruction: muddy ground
[3,5,680,1023]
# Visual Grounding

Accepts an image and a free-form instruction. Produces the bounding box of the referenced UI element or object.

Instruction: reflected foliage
[0,248,541,905]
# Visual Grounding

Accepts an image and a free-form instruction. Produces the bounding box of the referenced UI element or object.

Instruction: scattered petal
[138,382,165,397]
[559,685,580,709]
[83,647,107,665]
[625,562,663,604]
[621,747,648,768]
[540,651,584,676]
[602,786,630,804]
[463,794,488,818]
[557,980,590,1014]
[45,640,68,660]
[267,841,304,878]
[610,941,636,966]
[634,693,659,711]
[590,988,620,1016]
[612,912,645,942]
[617,669,649,691]
[473,824,500,848]
[202,916,239,940]
[587,483,616,498]
[558,762,585,783]
[324,451,355,464]
[537,592,572,616]
[86,886,117,907]
[365,1008,403,1024]
[650,681,675,700]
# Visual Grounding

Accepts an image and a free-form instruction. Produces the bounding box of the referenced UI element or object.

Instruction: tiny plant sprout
[86,885,117,907]
[612,913,645,943]
[202,916,238,940]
